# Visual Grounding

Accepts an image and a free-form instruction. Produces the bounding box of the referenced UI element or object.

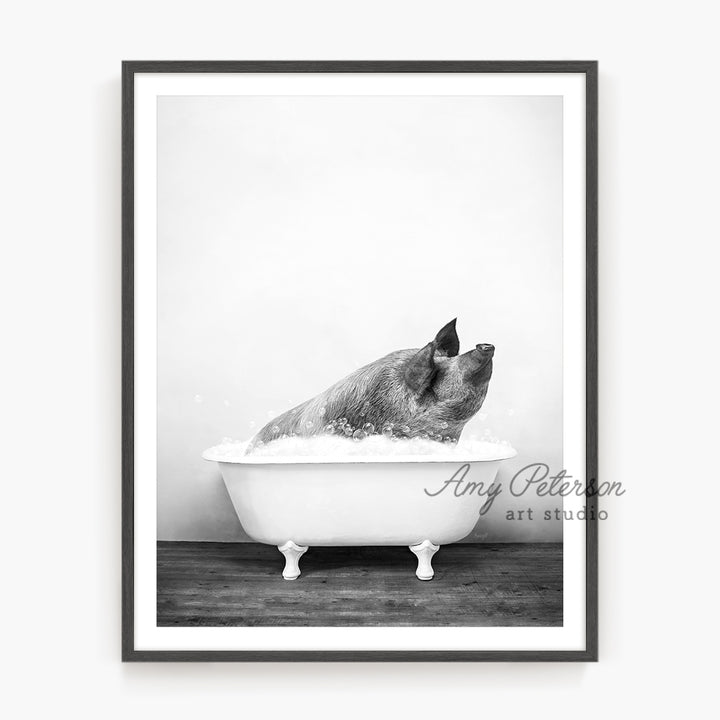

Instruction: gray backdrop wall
[157,95,564,542]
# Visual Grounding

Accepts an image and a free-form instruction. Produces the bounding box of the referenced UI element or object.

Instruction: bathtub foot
[409,540,440,580]
[278,541,308,580]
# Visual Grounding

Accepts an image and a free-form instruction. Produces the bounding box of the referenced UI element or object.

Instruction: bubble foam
[202,434,516,464]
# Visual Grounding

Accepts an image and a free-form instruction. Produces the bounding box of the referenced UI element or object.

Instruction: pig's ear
[434,318,460,357]
[405,341,438,395]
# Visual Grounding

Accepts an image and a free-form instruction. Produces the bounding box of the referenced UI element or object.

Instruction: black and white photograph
[156,92,565,625]
[124,63,597,659]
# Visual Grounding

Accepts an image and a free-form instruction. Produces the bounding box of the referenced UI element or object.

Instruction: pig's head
[399,318,494,439]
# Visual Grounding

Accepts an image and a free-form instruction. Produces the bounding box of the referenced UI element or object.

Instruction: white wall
[156,95,563,542]
[2,0,718,718]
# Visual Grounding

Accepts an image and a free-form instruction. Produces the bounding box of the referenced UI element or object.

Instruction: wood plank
[157,542,562,627]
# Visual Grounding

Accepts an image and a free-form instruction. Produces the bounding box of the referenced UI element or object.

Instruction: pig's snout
[462,343,494,381]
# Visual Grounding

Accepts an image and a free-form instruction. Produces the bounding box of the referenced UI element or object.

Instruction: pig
[252,319,494,446]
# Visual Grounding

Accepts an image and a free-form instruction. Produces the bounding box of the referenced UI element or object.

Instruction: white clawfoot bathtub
[203,445,516,580]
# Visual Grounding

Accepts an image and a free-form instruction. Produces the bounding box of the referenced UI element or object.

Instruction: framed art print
[122,61,598,661]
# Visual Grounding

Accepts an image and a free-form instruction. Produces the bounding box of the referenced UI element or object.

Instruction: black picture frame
[122,60,598,662]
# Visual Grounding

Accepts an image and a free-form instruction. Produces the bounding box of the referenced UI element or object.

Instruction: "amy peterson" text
[424,462,625,516]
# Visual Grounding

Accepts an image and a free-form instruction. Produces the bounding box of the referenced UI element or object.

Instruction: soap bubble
[399,425,411,435]
[323,423,336,434]
[352,429,367,441]
[382,424,394,438]
[362,423,375,434]
[440,421,449,430]
[337,417,347,427]
[343,425,353,436]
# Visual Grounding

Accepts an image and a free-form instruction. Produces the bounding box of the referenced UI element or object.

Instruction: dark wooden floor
[157,542,562,627]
